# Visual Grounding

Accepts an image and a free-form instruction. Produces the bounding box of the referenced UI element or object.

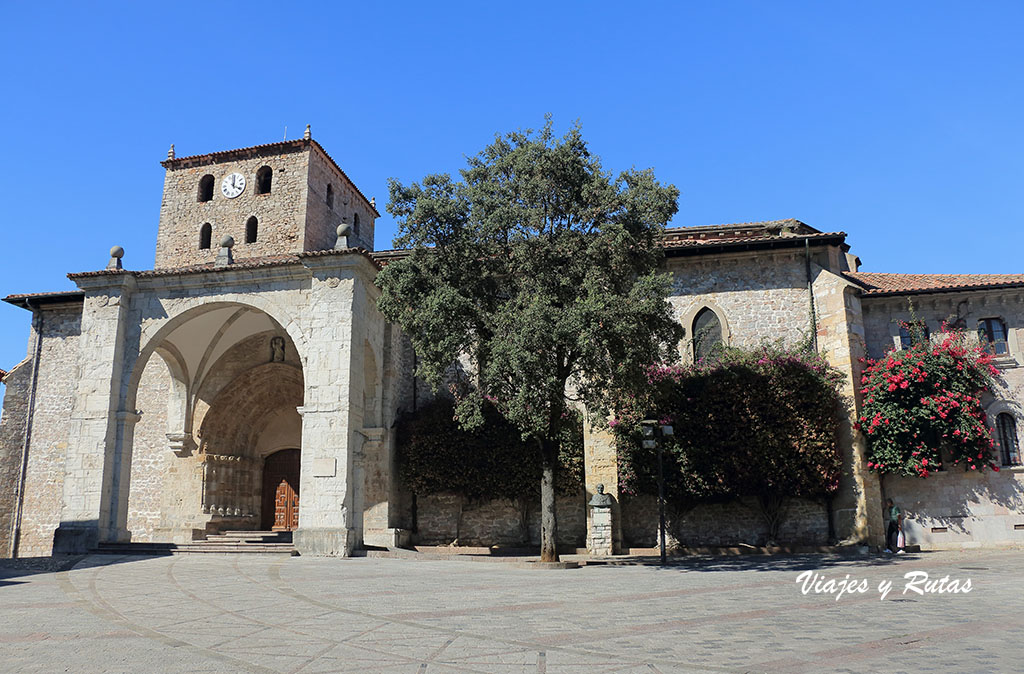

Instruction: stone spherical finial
[220,235,235,249]
[110,245,124,259]
[337,224,351,238]
[304,124,311,140]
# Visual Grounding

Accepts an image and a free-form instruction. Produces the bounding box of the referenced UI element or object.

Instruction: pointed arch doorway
[262,449,300,531]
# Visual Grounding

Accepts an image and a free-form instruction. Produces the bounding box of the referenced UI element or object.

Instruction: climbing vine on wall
[396,397,584,501]
[612,342,845,540]
[858,323,1001,477]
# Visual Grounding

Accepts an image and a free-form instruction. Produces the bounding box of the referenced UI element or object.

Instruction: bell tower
[154,128,378,268]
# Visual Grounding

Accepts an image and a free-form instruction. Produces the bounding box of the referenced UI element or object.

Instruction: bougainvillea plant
[612,342,845,541]
[858,322,1001,477]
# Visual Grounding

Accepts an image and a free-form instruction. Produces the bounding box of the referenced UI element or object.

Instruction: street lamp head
[661,425,674,437]
[640,420,657,438]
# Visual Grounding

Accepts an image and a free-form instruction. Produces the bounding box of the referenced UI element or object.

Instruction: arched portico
[56,252,380,556]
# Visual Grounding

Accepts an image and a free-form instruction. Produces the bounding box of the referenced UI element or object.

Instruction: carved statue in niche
[271,336,286,362]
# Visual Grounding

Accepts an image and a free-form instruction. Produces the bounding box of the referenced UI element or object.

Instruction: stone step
[204,531,292,544]
[94,542,297,556]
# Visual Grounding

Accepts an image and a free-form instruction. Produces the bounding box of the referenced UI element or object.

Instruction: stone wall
[862,288,1024,548]
[0,357,31,556]
[305,148,376,252]
[13,304,82,557]
[666,250,815,355]
[414,492,587,547]
[621,494,830,547]
[155,147,311,268]
[125,353,170,541]
[884,471,1024,549]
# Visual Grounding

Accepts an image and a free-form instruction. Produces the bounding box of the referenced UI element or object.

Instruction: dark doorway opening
[262,449,300,531]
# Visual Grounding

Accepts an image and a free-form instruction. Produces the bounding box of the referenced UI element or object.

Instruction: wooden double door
[262,449,300,531]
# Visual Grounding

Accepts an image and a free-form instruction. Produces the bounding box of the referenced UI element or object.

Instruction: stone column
[813,269,885,546]
[588,486,614,556]
[291,256,368,556]
[583,417,622,554]
[54,273,138,553]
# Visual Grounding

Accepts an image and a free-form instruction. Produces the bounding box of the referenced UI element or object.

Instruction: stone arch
[114,300,308,540]
[985,398,1024,465]
[127,298,308,414]
[196,362,304,525]
[680,302,731,361]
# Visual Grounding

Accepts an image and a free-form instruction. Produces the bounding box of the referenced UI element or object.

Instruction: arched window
[245,216,258,244]
[692,308,723,360]
[326,184,334,209]
[978,317,1008,355]
[255,166,272,195]
[997,413,1021,466]
[198,174,214,202]
[199,223,212,250]
[353,212,360,236]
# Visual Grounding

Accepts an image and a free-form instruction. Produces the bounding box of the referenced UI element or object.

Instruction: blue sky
[1,2,1022,369]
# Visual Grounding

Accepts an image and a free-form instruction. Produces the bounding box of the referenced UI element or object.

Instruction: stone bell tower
[154,126,378,268]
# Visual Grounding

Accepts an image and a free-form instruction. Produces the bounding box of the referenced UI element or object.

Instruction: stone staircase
[94,531,297,556]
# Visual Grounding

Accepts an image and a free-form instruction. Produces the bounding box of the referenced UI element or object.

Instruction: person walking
[885,498,903,553]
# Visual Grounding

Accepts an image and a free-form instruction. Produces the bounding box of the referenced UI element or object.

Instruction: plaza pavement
[1,549,1022,673]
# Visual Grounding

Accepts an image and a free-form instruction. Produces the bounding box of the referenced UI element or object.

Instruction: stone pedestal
[588,506,614,556]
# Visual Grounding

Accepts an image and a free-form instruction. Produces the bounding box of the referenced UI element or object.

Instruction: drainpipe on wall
[805,239,819,353]
[11,300,43,558]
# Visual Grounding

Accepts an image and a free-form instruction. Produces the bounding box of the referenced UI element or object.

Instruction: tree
[614,343,845,544]
[377,120,682,561]
[858,322,1000,477]
[395,398,584,543]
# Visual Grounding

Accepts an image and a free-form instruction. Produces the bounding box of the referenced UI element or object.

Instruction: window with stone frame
[326,184,334,209]
[245,216,258,244]
[977,317,1009,355]
[997,412,1021,466]
[692,307,724,361]
[199,223,212,250]
[198,174,214,202]
[899,320,930,350]
[353,212,360,236]
[255,166,272,195]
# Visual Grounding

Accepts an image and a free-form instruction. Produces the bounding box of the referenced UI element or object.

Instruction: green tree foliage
[613,343,845,542]
[377,120,682,560]
[396,398,584,501]
[859,323,1000,477]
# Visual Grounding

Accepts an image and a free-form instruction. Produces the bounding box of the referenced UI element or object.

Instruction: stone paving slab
[1,549,1022,672]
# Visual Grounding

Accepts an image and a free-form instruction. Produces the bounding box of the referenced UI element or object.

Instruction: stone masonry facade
[1,138,1022,558]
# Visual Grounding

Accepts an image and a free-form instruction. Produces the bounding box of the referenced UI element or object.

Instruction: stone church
[1,132,1022,558]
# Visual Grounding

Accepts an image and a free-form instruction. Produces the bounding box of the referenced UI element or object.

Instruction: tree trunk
[536,454,561,557]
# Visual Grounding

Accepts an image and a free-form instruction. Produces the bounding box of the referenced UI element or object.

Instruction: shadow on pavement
[0,553,160,583]
[595,551,930,573]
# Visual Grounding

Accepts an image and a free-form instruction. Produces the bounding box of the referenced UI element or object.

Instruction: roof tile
[846,272,1024,296]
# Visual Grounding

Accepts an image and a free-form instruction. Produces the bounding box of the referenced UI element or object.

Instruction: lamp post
[641,420,673,566]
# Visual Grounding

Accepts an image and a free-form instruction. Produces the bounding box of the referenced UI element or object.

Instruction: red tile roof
[65,248,381,281]
[846,272,1024,296]
[0,369,7,382]
[160,138,380,217]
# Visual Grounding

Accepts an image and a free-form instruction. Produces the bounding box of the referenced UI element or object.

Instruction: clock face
[221,172,246,199]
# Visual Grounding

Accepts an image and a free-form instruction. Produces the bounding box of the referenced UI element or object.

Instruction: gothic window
[326,184,334,209]
[997,413,1021,466]
[199,223,212,250]
[899,321,930,350]
[245,216,258,244]
[692,307,723,360]
[978,317,1009,355]
[353,212,360,236]
[198,174,214,202]
[255,166,272,195]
